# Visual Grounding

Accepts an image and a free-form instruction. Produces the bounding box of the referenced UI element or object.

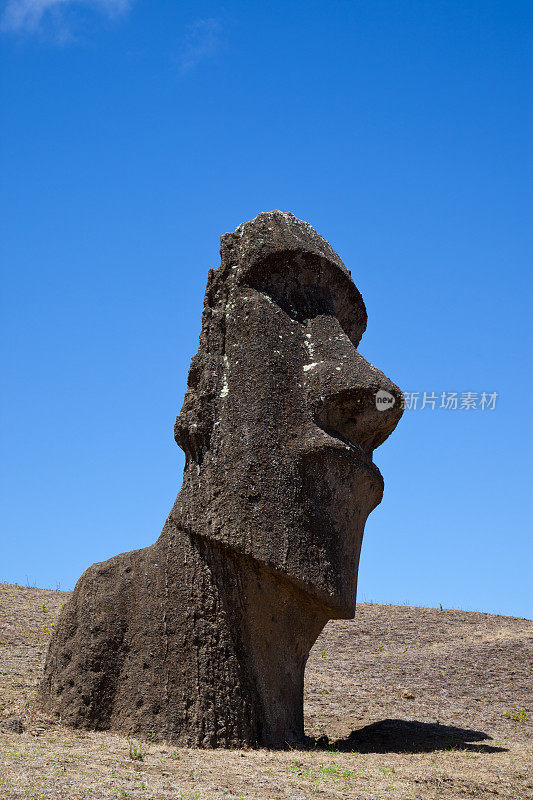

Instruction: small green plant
[41,603,48,613]
[506,709,527,722]
[288,761,354,782]
[317,764,354,779]
[127,738,145,761]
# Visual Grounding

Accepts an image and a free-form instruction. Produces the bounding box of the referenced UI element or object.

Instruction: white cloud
[179,18,222,75]
[1,0,131,34]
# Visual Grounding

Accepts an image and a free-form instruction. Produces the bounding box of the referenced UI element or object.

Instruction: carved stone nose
[313,360,403,458]
[302,316,403,457]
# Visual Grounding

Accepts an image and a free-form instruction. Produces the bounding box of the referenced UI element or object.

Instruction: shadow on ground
[308,719,508,753]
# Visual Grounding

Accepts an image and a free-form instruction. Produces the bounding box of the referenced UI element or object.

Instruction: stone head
[174,211,402,618]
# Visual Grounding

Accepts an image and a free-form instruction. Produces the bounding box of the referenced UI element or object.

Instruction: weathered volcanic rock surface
[38,211,403,747]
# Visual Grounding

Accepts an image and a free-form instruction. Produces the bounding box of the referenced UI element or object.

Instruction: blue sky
[1,0,531,618]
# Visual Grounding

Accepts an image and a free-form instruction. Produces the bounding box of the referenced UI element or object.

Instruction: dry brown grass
[1,582,531,799]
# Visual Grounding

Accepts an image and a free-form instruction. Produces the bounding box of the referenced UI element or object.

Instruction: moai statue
[38,212,403,747]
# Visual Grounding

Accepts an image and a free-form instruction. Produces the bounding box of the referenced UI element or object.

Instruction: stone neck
[170,526,329,747]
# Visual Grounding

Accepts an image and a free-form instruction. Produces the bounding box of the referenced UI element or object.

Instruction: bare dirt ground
[0,582,531,799]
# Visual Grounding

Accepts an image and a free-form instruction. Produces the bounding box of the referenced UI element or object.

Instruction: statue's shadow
[306,719,507,753]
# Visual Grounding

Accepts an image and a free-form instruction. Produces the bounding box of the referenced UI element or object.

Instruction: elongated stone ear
[174,356,216,465]
[174,268,227,466]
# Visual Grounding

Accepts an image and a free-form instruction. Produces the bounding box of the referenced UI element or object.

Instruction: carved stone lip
[322,428,384,486]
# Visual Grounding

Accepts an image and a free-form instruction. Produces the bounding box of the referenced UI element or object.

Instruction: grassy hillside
[0,583,531,799]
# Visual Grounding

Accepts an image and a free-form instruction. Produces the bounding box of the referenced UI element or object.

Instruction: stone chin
[297,445,385,617]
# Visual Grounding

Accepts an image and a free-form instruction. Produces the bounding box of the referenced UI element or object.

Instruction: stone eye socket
[243,251,367,348]
[259,281,336,323]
